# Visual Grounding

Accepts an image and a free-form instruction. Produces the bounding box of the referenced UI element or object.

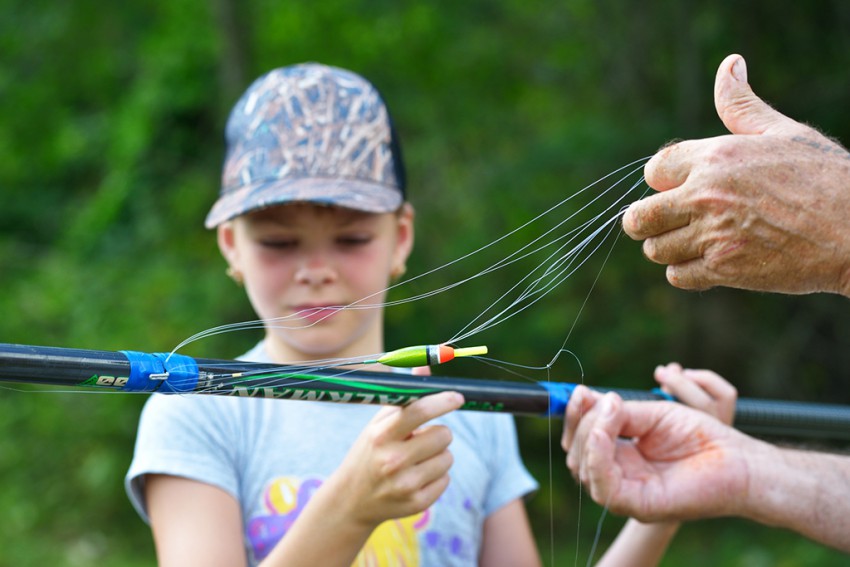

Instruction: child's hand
[329,391,464,530]
[653,363,737,425]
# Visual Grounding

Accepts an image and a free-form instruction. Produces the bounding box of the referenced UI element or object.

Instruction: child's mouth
[292,305,343,324]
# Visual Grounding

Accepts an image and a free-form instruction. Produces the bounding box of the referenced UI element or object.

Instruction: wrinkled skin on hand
[561,385,850,553]
[561,387,753,522]
[625,54,850,296]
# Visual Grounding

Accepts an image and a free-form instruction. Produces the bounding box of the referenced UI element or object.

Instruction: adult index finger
[622,189,691,241]
[643,140,700,192]
[562,385,600,450]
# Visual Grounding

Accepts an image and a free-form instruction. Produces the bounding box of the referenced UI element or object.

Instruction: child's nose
[294,255,336,286]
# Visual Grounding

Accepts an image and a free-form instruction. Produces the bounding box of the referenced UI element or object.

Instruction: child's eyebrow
[335,212,377,226]
[247,209,379,228]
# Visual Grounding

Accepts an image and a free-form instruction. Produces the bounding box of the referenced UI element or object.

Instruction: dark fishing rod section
[1,342,849,441]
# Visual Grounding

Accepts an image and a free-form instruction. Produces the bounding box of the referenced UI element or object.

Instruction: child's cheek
[346,248,392,285]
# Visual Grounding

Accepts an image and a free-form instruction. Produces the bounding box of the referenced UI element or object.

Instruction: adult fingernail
[731,57,747,83]
[600,395,615,417]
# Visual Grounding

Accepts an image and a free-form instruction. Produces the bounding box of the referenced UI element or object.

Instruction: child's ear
[218,222,246,284]
[393,203,415,271]
[217,221,240,268]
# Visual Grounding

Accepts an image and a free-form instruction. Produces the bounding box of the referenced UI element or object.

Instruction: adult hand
[624,53,850,296]
[328,391,463,529]
[561,386,756,522]
[585,365,738,567]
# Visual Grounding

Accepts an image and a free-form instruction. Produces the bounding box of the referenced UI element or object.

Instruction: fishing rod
[2,342,850,441]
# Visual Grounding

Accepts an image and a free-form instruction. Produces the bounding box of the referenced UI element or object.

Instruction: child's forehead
[241,203,381,227]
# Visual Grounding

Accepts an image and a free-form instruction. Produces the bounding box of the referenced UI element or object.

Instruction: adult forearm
[743,443,850,551]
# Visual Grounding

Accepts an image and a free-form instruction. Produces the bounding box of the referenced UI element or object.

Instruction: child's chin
[283,336,348,361]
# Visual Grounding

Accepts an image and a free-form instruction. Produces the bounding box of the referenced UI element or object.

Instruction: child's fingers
[412,469,452,512]
[655,364,713,411]
[655,363,737,425]
[377,429,454,515]
[371,404,403,424]
[380,391,464,440]
[682,369,738,404]
[681,369,737,425]
[410,445,454,484]
[406,424,454,465]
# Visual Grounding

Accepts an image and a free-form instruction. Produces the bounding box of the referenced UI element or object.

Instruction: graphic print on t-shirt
[247,475,476,565]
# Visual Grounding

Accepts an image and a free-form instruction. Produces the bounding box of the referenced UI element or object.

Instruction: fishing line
[586,494,612,567]
[3,105,847,561]
[7,154,654,565]
[183,154,632,555]
[149,155,650,475]
[178,156,648,565]
[448,201,625,345]
[403,160,647,345]
[167,156,651,358]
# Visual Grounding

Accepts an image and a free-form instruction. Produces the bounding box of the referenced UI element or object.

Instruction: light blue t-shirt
[125,342,537,566]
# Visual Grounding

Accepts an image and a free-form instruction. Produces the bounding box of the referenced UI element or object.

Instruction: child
[568,363,738,566]
[125,63,541,567]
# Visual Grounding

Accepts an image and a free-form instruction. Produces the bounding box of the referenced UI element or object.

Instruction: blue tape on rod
[120,351,199,393]
[153,352,199,393]
[120,351,163,392]
[651,387,677,402]
[539,382,575,416]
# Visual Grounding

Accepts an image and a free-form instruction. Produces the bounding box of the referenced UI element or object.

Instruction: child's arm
[146,474,247,567]
[145,391,464,567]
[479,498,541,567]
[261,390,464,566]
[592,363,737,567]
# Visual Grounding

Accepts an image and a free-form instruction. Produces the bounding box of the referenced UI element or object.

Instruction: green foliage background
[1,1,849,565]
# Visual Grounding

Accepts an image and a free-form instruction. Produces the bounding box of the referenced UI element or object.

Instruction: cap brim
[204,177,404,228]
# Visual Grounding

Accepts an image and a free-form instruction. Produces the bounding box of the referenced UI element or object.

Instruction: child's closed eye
[259,238,298,249]
[337,234,373,247]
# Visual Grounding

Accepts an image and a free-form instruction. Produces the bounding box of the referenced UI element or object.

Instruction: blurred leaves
[2,0,850,565]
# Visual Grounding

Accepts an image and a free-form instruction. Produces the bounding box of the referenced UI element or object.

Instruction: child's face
[217,203,414,361]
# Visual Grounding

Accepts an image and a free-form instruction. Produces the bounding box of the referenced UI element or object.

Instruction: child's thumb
[714,54,799,136]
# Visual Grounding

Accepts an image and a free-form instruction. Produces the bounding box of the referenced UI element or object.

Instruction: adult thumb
[714,54,799,136]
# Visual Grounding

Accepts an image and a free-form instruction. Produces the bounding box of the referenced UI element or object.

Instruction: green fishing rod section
[1,342,850,441]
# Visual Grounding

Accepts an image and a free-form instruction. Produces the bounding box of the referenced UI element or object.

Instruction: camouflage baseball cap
[205,63,406,228]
